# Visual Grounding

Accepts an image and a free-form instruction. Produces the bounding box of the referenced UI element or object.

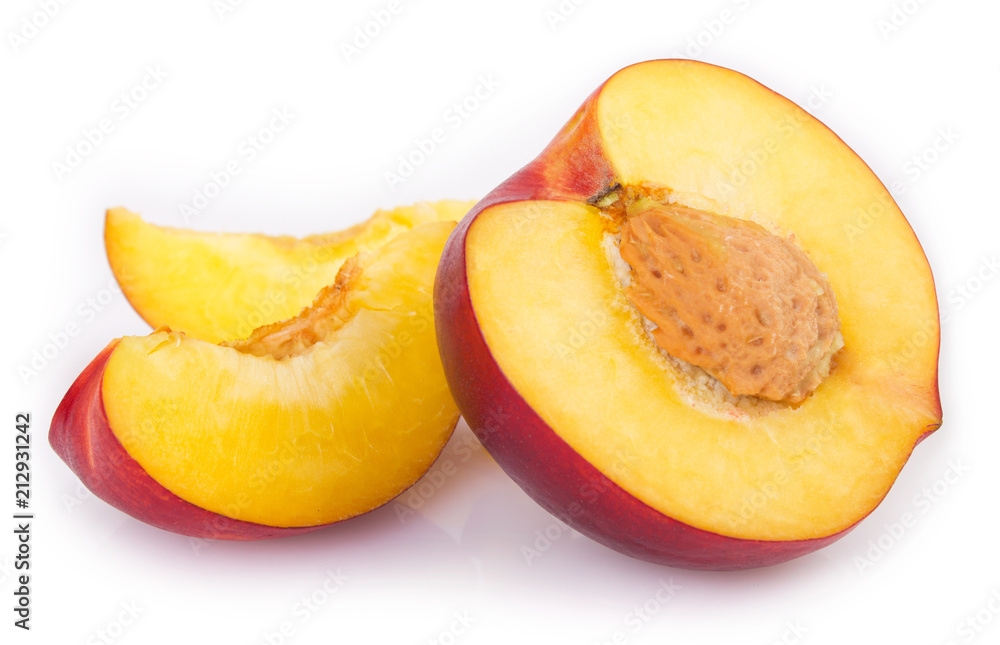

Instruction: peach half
[435,60,942,569]
[51,221,459,539]
[106,200,475,343]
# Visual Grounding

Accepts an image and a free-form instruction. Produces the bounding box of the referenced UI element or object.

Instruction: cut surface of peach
[467,200,936,540]
[436,59,941,566]
[106,200,475,343]
[98,221,459,527]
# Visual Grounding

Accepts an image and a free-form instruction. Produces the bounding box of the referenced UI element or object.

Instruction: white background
[2,0,999,643]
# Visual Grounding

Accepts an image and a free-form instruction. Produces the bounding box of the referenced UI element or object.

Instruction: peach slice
[51,221,459,539]
[435,60,941,569]
[106,200,475,343]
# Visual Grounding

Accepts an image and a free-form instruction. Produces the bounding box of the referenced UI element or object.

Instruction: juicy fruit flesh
[594,61,941,396]
[102,221,459,527]
[465,200,939,541]
[106,201,475,343]
[618,199,842,403]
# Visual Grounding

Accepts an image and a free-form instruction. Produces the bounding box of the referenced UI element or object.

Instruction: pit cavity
[222,256,363,359]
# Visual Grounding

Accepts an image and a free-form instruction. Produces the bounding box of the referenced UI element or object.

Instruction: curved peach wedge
[51,221,459,539]
[435,60,942,569]
[106,200,475,343]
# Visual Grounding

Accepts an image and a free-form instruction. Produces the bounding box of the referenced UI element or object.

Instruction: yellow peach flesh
[106,201,475,343]
[466,200,938,540]
[102,221,459,527]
